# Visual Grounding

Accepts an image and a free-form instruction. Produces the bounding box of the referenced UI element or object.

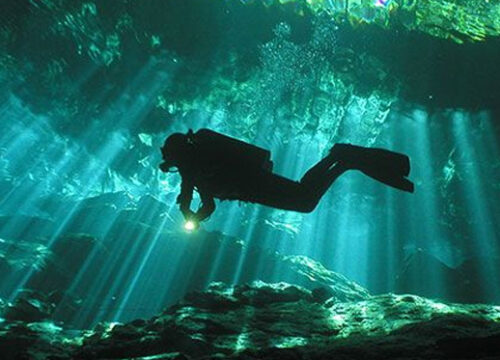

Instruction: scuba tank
[189,129,273,172]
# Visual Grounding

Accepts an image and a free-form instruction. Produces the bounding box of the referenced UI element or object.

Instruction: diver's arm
[194,192,216,221]
[177,177,195,220]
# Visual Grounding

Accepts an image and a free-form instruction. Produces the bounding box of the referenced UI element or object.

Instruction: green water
[1,0,500,332]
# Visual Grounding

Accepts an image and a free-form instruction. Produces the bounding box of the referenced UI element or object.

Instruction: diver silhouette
[159,129,414,224]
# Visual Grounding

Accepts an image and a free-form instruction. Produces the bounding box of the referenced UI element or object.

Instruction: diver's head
[159,132,188,172]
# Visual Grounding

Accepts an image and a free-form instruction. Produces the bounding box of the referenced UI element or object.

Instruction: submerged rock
[0,320,78,360]
[282,255,370,302]
[2,281,500,359]
[395,249,500,304]
[76,282,500,359]
[1,290,54,323]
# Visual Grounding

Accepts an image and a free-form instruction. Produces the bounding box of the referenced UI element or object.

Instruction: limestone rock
[74,281,500,359]
[2,281,500,359]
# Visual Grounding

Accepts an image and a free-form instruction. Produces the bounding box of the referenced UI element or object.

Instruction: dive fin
[332,143,414,193]
[359,168,414,193]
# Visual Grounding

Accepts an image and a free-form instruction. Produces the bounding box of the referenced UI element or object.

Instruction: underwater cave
[1,0,500,359]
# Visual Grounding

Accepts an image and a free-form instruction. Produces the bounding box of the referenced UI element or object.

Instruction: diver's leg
[243,161,348,213]
[254,151,349,211]
[295,163,349,211]
[299,152,337,186]
[241,172,322,213]
[303,163,348,207]
[241,143,414,213]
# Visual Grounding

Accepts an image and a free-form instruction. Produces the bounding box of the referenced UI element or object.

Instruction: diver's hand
[182,209,196,221]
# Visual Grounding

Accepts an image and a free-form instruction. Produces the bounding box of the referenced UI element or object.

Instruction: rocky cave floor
[2,280,500,360]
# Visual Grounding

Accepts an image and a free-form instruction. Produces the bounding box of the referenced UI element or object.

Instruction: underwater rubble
[2,281,500,359]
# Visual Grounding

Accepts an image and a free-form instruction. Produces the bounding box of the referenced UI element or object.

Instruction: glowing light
[184,220,197,232]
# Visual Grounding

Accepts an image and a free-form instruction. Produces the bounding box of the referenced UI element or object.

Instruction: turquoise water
[1,0,500,330]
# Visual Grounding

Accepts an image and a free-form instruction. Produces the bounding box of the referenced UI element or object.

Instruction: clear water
[1,0,499,328]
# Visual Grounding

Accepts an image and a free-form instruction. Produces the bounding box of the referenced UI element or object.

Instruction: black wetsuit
[175,130,345,221]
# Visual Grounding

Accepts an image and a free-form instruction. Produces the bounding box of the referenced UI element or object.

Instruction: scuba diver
[159,129,414,228]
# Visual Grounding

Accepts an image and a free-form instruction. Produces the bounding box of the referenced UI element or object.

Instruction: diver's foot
[329,143,360,169]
